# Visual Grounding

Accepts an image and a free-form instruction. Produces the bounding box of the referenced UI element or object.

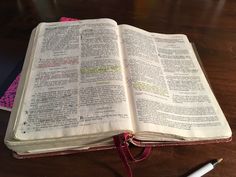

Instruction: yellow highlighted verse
[133,81,167,96]
[81,65,121,74]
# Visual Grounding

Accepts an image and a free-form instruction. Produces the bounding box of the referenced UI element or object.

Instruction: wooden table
[0,0,236,176]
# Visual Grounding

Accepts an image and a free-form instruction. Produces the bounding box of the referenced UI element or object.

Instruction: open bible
[5,18,232,157]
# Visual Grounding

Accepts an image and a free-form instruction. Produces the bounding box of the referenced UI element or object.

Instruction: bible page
[14,19,133,140]
[119,24,231,141]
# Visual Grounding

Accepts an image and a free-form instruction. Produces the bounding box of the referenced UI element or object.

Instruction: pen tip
[212,158,223,166]
[217,158,223,164]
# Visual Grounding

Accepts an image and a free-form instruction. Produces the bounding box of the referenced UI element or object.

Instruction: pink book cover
[0,17,79,111]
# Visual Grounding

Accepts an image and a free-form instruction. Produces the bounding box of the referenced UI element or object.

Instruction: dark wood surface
[1,0,236,176]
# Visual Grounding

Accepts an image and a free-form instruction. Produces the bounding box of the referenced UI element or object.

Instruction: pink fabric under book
[0,17,79,111]
[0,74,21,111]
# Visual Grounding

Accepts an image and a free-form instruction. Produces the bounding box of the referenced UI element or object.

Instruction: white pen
[187,158,223,177]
